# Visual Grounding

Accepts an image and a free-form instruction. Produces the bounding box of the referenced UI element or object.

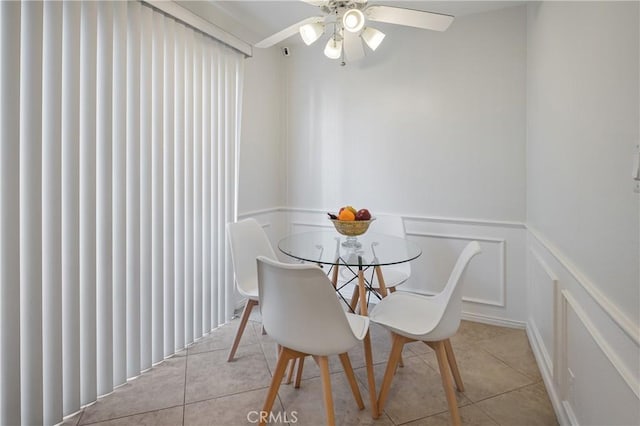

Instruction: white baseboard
[461,311,526,329]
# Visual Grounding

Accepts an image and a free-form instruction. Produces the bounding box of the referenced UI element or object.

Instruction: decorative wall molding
[462,312,526,329]
[526,325,571,426]
[529,248,558,377]
[280,206,527,229]
[528,226,639,346]
[403,214,526,229]
[408,231,506,308]
[561,290,639,399]
[238,206,285,218]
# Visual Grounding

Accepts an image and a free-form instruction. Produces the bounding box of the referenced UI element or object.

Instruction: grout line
[182,348,188,426]
[78,404,185,426]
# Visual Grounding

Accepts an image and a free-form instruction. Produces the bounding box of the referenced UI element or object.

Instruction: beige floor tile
[188,318,259,356]
[475,382,558,426]
[80,357,186,425]
[403,404,499,426]
[184,388,284,426]
[185,343,271,404]
[84,406,183,426]
[277,371,394,426]
[76,319,557,426]
[355,356,470,425]
[416,344,534,403]
[254,322,403,383]
[452,321,523,347]
[477,331,542,382]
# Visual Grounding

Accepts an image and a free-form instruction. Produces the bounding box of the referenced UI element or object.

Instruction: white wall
[526,2,639,425]
[284,5,527,222]
[238,48,287,214]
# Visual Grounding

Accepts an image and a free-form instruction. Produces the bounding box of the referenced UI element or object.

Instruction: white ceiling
[211,1,523,45]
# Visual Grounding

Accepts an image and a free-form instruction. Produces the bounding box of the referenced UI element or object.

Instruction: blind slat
[96,0,114,396]
[193,32,203,340]
[113,0,128,388]
[0,2,22,424]
[173,22,185,351]
[79,0,98,405]
[184,27,194,345]
[163,16,176,357]
[126,0,141,379]
[151,8,164,365]
[139,4,153,371]
[20,2,44,423]
[62,0,82,415]
[42,1,63,423]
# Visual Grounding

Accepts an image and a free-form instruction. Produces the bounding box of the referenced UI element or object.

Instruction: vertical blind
[0,1,244,424]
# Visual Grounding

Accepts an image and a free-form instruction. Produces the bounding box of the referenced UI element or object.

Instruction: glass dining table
[277,230,422,418]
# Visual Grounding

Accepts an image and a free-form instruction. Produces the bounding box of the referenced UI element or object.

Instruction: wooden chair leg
[377,333,407,414]
[260,348,292,426]
[227,299,257,361]
[294,356,304,388]
[444,339,464,392]
[285,358,296,384]
[433,341,461,426]
[338,353,364,410]
[388,333,404,368]
[349,285,359,312]
[317,356,336,426]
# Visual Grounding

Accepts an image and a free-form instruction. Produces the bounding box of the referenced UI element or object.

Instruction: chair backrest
[257,256,362,356]
[429,241,482,340]
[370,215,411,277]
[227,219,278,297]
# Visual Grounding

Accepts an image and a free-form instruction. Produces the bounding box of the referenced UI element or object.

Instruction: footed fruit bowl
[330,218,375,237]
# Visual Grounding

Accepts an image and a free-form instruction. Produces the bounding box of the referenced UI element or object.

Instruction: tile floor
[63,314,558,426]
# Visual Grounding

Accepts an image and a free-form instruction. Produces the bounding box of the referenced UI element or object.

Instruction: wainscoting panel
[562,291,639,426]
[528,248,557,377]
[407,232,506,307]
[527,229,640,426]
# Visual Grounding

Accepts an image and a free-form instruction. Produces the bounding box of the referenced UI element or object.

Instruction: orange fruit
[338,209,356,221]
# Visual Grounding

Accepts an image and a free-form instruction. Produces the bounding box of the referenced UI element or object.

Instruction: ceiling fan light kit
[343,9,365,33]
[256,0,454,65]
[324,37,343,59]
[299,22,325,45]
[361,26,385,51]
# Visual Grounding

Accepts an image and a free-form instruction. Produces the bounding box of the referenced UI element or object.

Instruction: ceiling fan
[254,0,454,64]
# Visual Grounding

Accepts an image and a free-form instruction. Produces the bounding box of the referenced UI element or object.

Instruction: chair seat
[369,291,444,340]
[237,280,259,300]
[345,312,370,341]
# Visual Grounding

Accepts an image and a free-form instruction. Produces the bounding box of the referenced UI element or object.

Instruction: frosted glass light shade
[299,22,324,46]
[343,9,365,33]
[361,27,385,51]
[324,37,343,59]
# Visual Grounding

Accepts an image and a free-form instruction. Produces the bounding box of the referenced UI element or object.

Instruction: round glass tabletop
[278,231,422,267]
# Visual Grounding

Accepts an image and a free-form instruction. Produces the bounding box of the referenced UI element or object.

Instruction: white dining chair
[369,241,482,425]
[257,256,369,426]
[226,218,278,362]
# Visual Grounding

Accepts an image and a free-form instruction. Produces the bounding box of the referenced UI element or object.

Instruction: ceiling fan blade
[365,5,454,32]
[300,0,327,6]
[343,31,365,62]
[255,16,324,48]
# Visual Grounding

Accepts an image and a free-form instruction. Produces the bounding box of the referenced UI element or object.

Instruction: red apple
[355,209,371,221]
